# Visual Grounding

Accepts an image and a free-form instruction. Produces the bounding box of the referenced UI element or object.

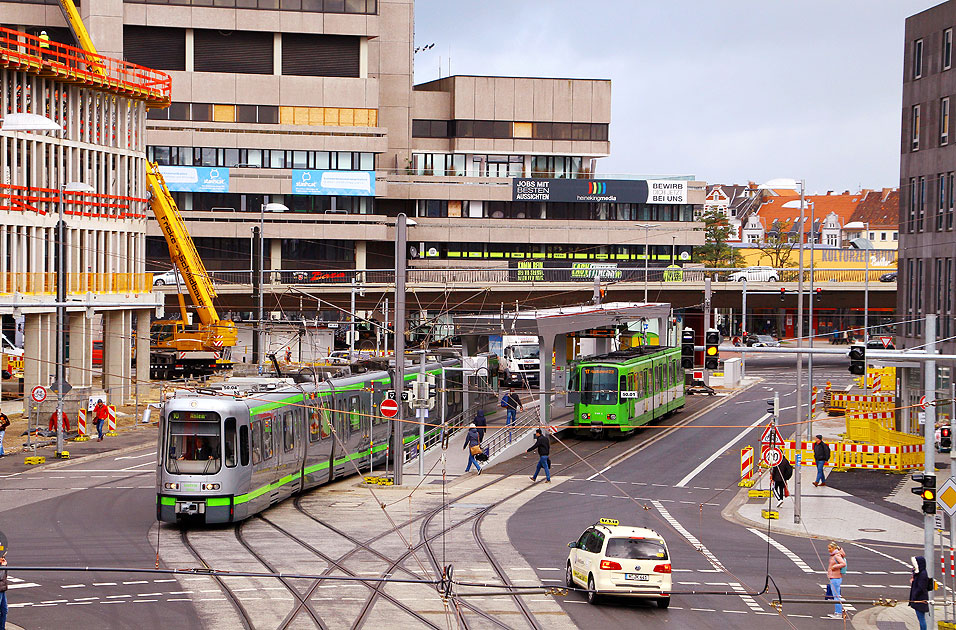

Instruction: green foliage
[694,209,744,268]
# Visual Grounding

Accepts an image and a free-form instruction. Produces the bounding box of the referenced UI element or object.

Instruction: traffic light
[848,343,866,375]
[766,398,779,418]
[426,373,438,410]
[704,328,720,370]
[779,287,786,302]
[912,473,937,514]
[814,287,823,302]
[681,328,695,369]
[941,426,952,451]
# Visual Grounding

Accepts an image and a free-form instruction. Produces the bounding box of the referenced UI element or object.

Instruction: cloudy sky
[414,1,936,193]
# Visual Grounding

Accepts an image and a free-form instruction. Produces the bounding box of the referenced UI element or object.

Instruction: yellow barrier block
[738,479,756,487]
[73,436,90,442]
[762,510,779,520]
[55,450,70,459]
[24,456,45,465]
[749,489,771,498]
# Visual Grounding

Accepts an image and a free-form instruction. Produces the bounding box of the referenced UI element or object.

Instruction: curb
[3,427,156,473]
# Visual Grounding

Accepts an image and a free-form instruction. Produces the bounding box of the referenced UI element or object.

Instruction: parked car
[879,271,897,282]
[746,334,780,347]
[152,269,184,286]
[727,266,779,282]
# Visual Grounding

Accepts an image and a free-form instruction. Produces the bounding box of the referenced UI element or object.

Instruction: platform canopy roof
[452,302,671,341]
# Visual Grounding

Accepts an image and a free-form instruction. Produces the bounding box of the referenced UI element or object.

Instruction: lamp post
[254,202,288,366]
[392,214,416,486]
[636,223,653,303]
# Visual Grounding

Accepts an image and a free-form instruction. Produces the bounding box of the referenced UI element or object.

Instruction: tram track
[178,528,255,630]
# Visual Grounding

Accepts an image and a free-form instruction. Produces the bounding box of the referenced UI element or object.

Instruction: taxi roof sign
[599,518,619,526]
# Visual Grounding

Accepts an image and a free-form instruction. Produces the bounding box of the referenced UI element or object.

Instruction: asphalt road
[508,354,923,629]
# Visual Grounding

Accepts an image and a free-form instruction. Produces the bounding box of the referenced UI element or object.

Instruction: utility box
[722,358,741,387]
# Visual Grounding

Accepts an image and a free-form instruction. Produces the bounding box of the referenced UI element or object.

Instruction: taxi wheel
[587,575,599,605]
[565,563,574,588]
[657,597,670,609]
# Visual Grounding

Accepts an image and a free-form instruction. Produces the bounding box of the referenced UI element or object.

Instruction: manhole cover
[858,528,886,533]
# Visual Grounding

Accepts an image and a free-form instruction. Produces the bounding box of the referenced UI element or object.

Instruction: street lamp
[635,223,653,303]
[254,202,288,365]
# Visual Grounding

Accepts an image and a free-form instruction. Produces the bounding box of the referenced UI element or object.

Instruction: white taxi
[566,518,672,607]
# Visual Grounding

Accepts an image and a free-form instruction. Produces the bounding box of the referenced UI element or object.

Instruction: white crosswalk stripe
[746,528,815,573]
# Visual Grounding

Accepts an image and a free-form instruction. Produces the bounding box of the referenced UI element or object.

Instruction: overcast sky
[414,1,937,193]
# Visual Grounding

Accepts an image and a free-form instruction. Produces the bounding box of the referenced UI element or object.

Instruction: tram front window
[581,367,618,405]
[166,411,222,474]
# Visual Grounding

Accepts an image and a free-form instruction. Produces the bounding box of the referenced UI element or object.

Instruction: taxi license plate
[624,573,649,581]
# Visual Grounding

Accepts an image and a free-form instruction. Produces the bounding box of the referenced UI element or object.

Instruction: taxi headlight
[202,483,220,491]
[164,482,180,490]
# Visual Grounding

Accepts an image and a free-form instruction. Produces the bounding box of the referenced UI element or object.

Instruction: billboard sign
[158,166,229,193]
[512,178,687,204]
[292,170,375,196]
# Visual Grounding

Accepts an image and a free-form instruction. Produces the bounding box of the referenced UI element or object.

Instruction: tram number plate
[175,501,205,515]
[624,573,649,581]
[620,391,639,399]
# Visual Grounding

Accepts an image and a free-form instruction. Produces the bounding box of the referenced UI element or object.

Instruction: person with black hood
[462,422,482,474]
[474,409,487,442]
[526,428,551,483]
[909,555,931,630]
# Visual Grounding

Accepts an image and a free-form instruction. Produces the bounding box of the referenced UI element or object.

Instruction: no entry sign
[381,398,399,418]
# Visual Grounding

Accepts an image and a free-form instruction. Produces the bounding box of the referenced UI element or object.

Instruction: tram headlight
[164,482,180,490]
[607,414,616,421]
[581,413,590,420]
[202,483,220,491]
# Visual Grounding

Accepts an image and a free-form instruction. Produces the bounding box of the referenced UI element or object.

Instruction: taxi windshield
[581,367,617,405]
[605,538,668,561]
[166,411,222,475]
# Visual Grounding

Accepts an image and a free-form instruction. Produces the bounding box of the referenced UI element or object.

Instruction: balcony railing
[0,273,153,296]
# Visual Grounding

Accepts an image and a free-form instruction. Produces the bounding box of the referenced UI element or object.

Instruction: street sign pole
[925,314,938,627]
[419,351,426,477]
[392,214,407,486]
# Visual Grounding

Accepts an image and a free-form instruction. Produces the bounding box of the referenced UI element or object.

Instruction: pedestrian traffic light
[704,328,720,370]
[779,287,786,302]
[848,343,866,375]
[814,287,823,302]
[941,426,952,451]
[912,473,937,514]
[681,327,696,369]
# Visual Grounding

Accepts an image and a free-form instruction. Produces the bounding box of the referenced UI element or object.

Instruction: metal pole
[925,314,938,627]
[794,179,805,525]
[864,222,869,341]
[384,297,389,356]
[419,351,426,477]
[258,203,265,366]
[350,280,356,357]
[644,225,649,303]
[55,185,66,456]
[251,226,261,365]
[808,201,815,436]
[951,378,956,624]
[393,214,407,485]
[741,278,747,379]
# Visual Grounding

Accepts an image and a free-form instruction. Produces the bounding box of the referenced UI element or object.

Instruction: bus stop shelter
[453,302,672,428]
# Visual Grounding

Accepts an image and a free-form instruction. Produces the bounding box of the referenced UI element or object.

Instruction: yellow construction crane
[55,0,105,76]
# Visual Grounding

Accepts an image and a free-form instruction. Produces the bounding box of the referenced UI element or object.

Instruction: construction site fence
[779,440,923,472]
[0,272,154,295]
[827,392,895,416]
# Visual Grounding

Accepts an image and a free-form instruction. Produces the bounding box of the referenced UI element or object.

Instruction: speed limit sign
[762,447,783,468]
[31,386,47,404]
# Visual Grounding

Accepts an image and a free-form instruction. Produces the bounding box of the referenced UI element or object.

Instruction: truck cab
[501,336,540,387]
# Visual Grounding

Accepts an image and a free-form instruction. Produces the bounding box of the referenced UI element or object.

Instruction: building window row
[911,28,954,82]
[124,26,361,77]
[424,242,688,262]
[147,146,374,171]
[169,192,373,214]
[123,0,375,15]
[412,119,609,142]
[409,153,587,179]
[412,199,696,222]
[147,101,377,128]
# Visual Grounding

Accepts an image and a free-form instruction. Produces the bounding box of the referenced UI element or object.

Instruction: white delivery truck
[489,334,540,387]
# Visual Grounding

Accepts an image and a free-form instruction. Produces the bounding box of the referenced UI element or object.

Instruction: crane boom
[55,0,106,76]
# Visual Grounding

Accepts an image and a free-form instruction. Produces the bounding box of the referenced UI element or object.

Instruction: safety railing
[0,27,171,106]
[780,439,923,472]
[204,266,898,287]
[826,393,894,416]
[401,400,485,466]
[482,406,540,463]
[0,272,153,295]
[0,185,150,219]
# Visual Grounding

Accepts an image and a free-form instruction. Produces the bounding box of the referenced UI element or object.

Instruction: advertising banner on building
[292,170,376,196]
[512,178,688,204]
[508,260,630,282]
[158,166,229,193]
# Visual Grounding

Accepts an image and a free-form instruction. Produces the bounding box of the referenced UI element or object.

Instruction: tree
[694,209,744,268]
[756,219,798,268]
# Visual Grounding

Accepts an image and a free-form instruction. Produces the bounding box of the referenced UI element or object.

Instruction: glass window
[224,417,238,467]
[581,366,617,405]
[259,106,279,124]
[251,420,261,465]
[165,410,222,474]
[572,123,590,140]
[553,123,572,140]
[201,147,217,166]
[946,28,953,71]
[262,416,275,459]
[237,104,258,123]
[293,150,308,169]
[239,425,249,466]
[320,399,333,438]
[942,98,950,146]
[283,411,295,451]
[224,148,239,167]
[913,104,921,151]
[586,530,605,553]
[359,152,374,170]
[605,538,668,561]
[191,103,213,122]
[915,38,924,79]
[270,150,285,169]
[337,152,352,170]
[244,149,263,168]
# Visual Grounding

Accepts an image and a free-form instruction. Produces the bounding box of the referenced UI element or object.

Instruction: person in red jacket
[48,409,70,433]
[93,400,108,441]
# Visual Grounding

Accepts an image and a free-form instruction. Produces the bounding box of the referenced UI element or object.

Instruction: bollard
[74,409,90,441]
[811,386,818,418]
[106,405,117,436]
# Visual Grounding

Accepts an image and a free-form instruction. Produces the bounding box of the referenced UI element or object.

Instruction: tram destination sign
[512,178,687,204]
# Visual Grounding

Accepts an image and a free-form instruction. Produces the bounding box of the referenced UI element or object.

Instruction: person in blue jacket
[462,423,482,474]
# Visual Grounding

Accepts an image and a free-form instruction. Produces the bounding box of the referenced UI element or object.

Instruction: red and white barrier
[77,408,87,437]
[106,405,117,435]
[811,387,818,417]
[741,446,754,479]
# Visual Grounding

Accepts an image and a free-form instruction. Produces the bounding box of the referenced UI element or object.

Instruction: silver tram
[156,360,466,524]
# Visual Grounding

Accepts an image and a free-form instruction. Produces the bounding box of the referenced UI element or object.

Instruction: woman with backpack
[827,542,848,619]
[771,454,793,508]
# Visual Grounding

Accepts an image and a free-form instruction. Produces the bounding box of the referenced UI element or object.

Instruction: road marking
[746,528,814,573]
[586,465,611,481]
[850,542,912,568]
[676,413,769,487]
[8,577,40,589]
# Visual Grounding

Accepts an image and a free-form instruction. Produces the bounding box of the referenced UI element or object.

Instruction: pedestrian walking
[827,541,847,619]
[0,554,8,630]
[526,428,551,483]
[813,434,831,487]
[94,400,108,441]
[771,454,792,507]
[501,388,524,441]
[474,409,486,442]
[285,346,292,363]
[909,555,931,630]
[462,423,482,474]
[0,412,8,457]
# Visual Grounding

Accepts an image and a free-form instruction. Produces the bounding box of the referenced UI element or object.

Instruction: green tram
[568,346,685,437]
